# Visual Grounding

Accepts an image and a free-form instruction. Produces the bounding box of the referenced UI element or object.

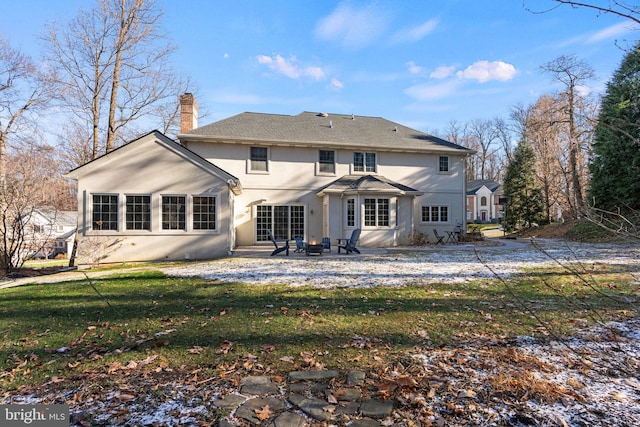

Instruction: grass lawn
[0,264,636,395]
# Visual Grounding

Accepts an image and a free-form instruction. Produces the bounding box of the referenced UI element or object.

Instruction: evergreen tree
[589,42,640,211]
[503,139,545,231]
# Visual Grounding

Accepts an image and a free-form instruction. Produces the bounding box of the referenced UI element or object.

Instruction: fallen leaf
[322,404,336,413]
[458,389,477,399]
[117,393,136,402]
[217,340,233,354]
[254,405,273,421]
[188,346,203,354]
[124,360,138,370]
[279,356,295,363]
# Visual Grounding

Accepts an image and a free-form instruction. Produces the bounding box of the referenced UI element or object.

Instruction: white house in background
[66,93,475,265]
[466,179,504,223]
[25,208,77,259]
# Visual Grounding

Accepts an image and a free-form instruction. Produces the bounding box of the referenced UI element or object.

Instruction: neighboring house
[66,93,475,265]
[466,179,504,223]
[25,208,77,259]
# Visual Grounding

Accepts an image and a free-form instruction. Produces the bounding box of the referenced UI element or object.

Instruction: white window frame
[161,194,187,232]
[353,152,377,173]
[248,146,270,174]
[421,205,450,223]
[363,197,390,228]
[317,149,336,175]
[191,194,219,233]
[90,193,120,233]
[438,156,450,173]
[125,194,152,232]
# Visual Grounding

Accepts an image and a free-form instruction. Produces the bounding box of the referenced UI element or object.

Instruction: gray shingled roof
[180,111,474,154]
[317,175,424,196]
[467,179,502,195]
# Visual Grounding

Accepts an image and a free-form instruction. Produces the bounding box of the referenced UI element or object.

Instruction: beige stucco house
[66,94,475,264]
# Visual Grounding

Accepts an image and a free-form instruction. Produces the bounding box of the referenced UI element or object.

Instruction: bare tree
[530,1,640,25]
[526,95,566,223]
[43,0,188,161]
[0,35,54,190]
[541,55,594,217]
[468,119,500,181]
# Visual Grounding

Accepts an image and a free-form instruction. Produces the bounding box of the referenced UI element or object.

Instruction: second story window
[481,196,487,206]
[439,156,449,173]
[250,147,268,172]
[354,152,376,173]
[319,150,335,174]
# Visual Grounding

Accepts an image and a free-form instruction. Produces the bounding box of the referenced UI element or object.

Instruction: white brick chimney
[180,93,198,133]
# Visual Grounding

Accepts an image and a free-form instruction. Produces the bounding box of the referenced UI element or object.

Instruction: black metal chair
[433,229,445,245]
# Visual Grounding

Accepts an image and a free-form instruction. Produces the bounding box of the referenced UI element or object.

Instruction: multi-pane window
[126,195,151,230]
[439,156,449,172]
[346,199,355,227]
[193,196,217,230]
[421,205,449,222]
[162,196,186,230]
[319,150,335,174]
[250,147,268,171]
[92,194,118,230]
[364,198,389,227]
[377,198,389,226]
[481,196,487,206]
[354,152,376,173]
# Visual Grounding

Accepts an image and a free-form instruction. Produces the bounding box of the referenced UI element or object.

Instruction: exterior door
[256,205,305,242]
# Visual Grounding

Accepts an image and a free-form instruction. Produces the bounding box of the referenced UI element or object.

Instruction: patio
[162,238,640,289]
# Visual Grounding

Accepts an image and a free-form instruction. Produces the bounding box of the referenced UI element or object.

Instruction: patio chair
[294,237,305,253]
[338,229,361,254]
[322,237,331,252]
[268,230,289,256]
[433,229,445,245]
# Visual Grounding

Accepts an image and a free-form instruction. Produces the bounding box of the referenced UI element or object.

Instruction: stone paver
[214,370,396,425]
[273,412,307,427]
[288,370,339,381]
[360,399,394,418]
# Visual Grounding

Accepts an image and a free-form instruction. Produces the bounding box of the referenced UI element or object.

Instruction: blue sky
[1,0,638,133]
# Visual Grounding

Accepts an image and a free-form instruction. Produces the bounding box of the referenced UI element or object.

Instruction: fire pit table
[305,243,324,256]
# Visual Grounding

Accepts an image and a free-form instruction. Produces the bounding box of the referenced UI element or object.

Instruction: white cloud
[256,54,325,81]
[314,2,389,49]
[392,19,438,43]
[587,21,639,43]
[575,84,591,98]
[330,78,344,91]
[404,79,461,100]
[456,60,517,83]
[406,61,424,75]
[430,65,456,79]
[223,53,229,59]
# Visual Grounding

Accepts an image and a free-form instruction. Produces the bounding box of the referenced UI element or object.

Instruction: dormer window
[354,152,376,173]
